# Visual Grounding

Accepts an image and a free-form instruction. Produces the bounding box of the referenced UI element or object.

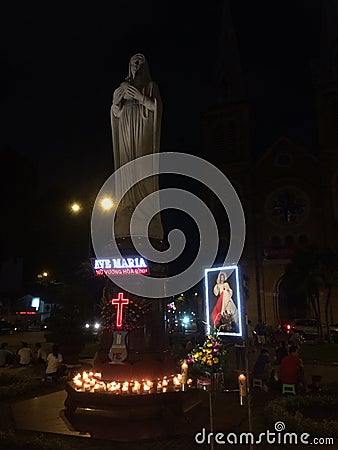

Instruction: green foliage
[265,394,338,436]
[0,374,61,401]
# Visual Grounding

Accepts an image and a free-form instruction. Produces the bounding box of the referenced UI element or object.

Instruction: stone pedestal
[93,237,176,380]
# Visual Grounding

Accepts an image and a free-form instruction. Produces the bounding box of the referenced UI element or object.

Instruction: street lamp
[100,197,113,211]
[69,197,114,258]
[37,271,49,279]
[70,202,81,213]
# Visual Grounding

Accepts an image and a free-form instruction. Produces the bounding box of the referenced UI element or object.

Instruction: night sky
[0,0,324,284]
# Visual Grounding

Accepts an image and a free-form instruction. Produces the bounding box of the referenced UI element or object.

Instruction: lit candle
[162,379,168,387]
[132,381,141,393]
[94,372,102,379]
[173,377,180,390]
[143,383,150,392]
[181,361,188,385]
[74,380,83,390]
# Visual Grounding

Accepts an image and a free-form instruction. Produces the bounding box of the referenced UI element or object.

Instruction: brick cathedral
[202,1,338,326]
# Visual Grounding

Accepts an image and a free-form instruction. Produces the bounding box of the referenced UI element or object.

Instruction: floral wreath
[100,287,151,332]
[188,330,227,374]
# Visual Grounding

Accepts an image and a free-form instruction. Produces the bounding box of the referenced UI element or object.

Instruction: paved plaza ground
[0,332,337,449]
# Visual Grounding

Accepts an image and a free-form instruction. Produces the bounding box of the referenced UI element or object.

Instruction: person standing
[255,320,266,346]
[247,320,256,348]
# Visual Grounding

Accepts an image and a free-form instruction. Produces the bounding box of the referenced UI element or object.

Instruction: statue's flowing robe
[111,70,163,240]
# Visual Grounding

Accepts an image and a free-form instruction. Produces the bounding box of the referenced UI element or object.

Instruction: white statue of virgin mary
[111,53,163,241]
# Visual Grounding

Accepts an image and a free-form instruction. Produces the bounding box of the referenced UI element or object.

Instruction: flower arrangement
[100,288,151,332]
[187,331,227,375]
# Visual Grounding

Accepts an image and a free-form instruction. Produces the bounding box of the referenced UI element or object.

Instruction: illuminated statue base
[64,382,187,419]
[93,349,176,380]
[63,371,195,440]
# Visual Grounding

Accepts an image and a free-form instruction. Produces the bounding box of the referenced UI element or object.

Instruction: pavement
[3,350,337,444]
[10,390,90,438]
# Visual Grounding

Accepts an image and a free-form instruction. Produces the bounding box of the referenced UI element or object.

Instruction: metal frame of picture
[204,264,243,337]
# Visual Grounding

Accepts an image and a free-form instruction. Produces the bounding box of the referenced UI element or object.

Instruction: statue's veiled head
[127,53,151,86]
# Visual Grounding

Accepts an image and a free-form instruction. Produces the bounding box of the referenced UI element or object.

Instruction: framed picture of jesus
[204,265,243,337]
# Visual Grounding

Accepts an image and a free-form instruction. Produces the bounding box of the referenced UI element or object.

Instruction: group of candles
[71,366,192,395]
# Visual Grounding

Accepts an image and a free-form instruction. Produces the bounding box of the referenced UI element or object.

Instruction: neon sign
[91,257,149,276]
[111,292,130,329]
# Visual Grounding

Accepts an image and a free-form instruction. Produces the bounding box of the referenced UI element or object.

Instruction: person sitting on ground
[279,345,307,393]
[34,342,47,363]
[17,342,33,366]
[0,342,13,367]
[45,344,64,381]
[252,348,272,388]
[276,341,288,365]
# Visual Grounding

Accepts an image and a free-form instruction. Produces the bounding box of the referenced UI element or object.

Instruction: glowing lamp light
[182,316,190,325]
[71,203,81,213]
[101,197,113,210]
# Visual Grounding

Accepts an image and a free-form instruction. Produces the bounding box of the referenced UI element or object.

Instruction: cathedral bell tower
[316,0,338,239]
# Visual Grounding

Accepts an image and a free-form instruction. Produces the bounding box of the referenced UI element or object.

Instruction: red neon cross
[111,292,129,329]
